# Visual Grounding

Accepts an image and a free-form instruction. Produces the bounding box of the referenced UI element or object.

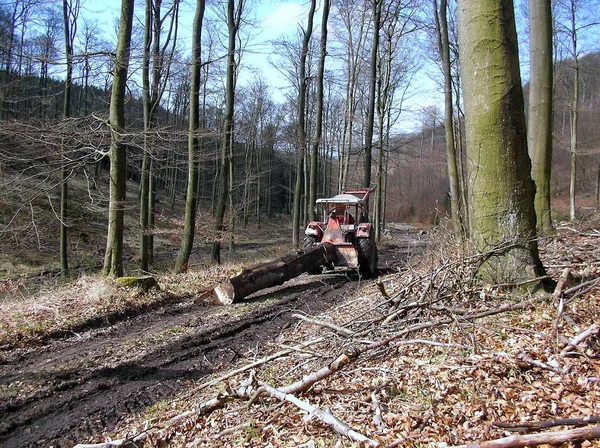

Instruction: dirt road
[0,231,425,447]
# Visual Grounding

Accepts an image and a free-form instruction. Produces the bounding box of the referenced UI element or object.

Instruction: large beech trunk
[213,243,338,304]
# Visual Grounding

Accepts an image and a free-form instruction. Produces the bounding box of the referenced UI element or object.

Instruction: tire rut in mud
[0,275,355,448]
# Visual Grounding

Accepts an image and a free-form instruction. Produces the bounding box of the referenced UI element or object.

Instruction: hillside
[0,216,599,447]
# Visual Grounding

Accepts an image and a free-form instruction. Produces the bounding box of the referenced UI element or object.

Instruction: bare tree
[434,0,463,235]
[60,0,79,275]
[175,0,205,273]
[102,0,135,277]
[363,0,383,188]
[308,0,330,222]
[291,0,315,247]
[140,0,180,272]
[212,0,246,263]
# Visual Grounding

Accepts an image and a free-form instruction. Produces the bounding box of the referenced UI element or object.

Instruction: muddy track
[0,274,362,447]
[0,231,425,448]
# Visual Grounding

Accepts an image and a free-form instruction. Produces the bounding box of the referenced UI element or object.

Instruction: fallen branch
[514,353,564,374]
[293,313,354,336]
[494,415,600,432]
[561,323,600,355]
[451,424,600,447]
[258,382,378,446]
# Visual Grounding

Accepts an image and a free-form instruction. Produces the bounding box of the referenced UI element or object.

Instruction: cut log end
[212,282,236,305]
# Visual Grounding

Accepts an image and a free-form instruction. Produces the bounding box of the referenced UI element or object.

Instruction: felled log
[212,242,338,304]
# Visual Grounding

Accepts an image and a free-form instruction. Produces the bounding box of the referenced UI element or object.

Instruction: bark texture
[457,0,545,285]
[527,0,554,233]
[213,243,338,304]
[102,0,134,277]
[175,0,205,273]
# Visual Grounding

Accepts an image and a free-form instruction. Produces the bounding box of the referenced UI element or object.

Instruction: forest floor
[1,217,599,448]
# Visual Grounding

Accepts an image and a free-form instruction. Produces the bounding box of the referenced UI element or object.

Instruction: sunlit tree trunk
[140,0,179,271]
[308,0,329,222]
[457,0,545,285]
[175,0,205,273]
[363,0,382,188]
[567,0,579,221]
[212,0,244,263]
[60,0,78,275]
[434,0,463,235]
[103,0,134,278]
[291,0,315,247]
[528,0,554,232]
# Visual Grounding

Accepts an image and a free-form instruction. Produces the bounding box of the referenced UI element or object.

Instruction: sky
[82,0,442,133]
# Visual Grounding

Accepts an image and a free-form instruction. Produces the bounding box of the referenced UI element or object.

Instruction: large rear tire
[357,235,378,277]
[303,236,322,274]
[303,236,317,250]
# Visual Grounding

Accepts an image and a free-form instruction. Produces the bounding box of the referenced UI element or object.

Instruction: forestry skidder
[304,188,379,277]
[211,188,379,305]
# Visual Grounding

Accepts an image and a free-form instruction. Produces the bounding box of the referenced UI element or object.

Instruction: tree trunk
[568,1,579,221]
[175,0,205,273]
[528,0,554,232]
[291,0,315,247]
[61,0,76,276]
[308,0,330,222]
[140,0,152,273]
[435,0,463,236]
[213,243,338,304]
[103,0,135,278]
[363,0,382,188]
[212,0,242,263]
[457,0,545,286]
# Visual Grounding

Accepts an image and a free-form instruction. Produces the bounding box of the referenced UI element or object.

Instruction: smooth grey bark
[434,0,463,235]
[308,0,330,222]
[140,0,179,271]
[567,0,579,221]
[363,0,382,188]
[457,0,545,286]
[175,0,205,273]
[291,0,315,247]
[102,0,134,277]
[60,0,78,275]
[212,0,244,263]
[528,0,554,232]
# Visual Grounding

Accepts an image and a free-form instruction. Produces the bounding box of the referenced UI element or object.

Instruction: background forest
[0,0,599,277]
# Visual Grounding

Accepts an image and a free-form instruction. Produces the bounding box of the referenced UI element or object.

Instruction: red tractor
[304,188,378,277]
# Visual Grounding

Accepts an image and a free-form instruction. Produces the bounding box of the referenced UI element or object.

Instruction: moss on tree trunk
[458,0,545,286]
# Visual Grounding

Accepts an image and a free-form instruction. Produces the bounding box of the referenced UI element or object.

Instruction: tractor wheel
[303,236,322,274]
[303,236,317,250]
[357,235,378,277]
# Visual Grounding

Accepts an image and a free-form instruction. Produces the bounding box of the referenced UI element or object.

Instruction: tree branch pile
[77,225,600,448]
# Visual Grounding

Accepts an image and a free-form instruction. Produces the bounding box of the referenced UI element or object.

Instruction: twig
[451,424,600,447]
[293,313,353,336]
[72,395,232,448]
[515,353,564,374]
[257,382,378,446]
[565,277,600,304]
[376,279,390,299]
[494,415,600,432]
[561,324,600,355]
[552,268,570,333]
